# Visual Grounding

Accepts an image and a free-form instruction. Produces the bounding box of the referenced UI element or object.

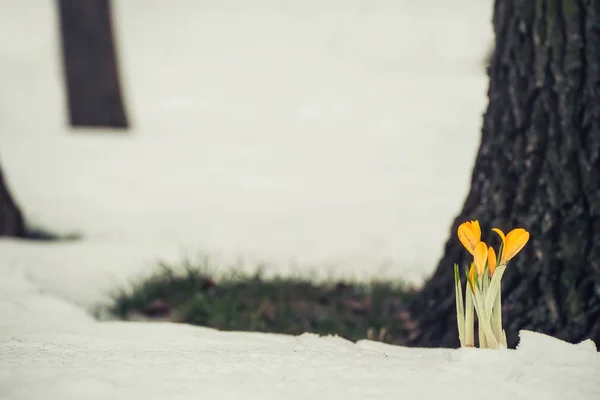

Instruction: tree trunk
[57,0,129,129]
[407,0,600,349]
[0,163,26,238]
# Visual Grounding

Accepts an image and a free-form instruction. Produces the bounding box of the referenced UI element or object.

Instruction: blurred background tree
[57,0,129,129]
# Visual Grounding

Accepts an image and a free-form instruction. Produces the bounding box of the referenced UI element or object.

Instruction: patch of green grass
[108,258,418,345]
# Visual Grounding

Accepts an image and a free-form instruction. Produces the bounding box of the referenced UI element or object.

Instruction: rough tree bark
[407,0,600,348]
[57,0,129,129]
[0,163,26,238]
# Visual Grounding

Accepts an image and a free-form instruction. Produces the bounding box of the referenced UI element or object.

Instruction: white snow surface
[2,305,599,400]
[3,1,598,399]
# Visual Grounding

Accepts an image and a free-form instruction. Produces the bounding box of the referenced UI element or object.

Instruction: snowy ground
[4,1,597,399]
[1,266,599,399]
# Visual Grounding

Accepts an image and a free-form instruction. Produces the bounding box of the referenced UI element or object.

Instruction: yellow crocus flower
[487,246,497,276]
[458,220,481,255]
[473,241,488,277]
[492,227,530,265]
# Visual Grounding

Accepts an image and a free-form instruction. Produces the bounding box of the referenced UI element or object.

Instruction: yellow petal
[487,246,497,277]
[471,220,481,241]
[468,263,477,292]
[473,241,488,276]
[492,228,506,243]
[492,227,507,263]
[501,228,530,263]
[458,220,481,255]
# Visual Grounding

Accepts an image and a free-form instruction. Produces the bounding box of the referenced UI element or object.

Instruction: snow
[2,316,599,399]
[2,1,598,399]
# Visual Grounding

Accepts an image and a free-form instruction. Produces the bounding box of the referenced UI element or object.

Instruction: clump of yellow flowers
[454,220,529,349]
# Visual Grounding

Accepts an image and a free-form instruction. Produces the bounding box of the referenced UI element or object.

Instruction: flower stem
[465,285,474,347]
[491,286,504,347]
[478,322,487,348]
[481,317,499,349]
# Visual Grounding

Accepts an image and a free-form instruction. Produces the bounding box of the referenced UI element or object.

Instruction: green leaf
[482,267,489,294]
[485,265,507,317]
[480,316,499,349]
[490,280,504,346]
[478,321,487,349]
[454,263,461,286]
[454,263,466,347]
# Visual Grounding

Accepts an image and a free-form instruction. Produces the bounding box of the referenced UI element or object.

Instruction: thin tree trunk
[407,0,600,348]
[57,0,129,129]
